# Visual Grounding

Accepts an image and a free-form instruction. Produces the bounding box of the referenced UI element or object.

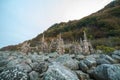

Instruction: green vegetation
[96,45,115,53]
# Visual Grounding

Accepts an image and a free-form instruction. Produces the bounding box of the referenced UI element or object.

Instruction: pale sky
[0,0,113,48]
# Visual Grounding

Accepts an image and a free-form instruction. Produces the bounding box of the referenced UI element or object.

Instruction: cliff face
[1,0,120,51]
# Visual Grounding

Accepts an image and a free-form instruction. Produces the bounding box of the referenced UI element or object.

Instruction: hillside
[1,0,120,51]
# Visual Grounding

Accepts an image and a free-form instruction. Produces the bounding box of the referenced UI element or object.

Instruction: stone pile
[0,50,120,80]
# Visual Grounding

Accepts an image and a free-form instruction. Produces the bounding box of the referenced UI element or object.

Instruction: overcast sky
[0,0,113,48]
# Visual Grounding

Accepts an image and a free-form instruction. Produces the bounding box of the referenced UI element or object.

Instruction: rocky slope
[0,50,120,80]
[1,0,120,51]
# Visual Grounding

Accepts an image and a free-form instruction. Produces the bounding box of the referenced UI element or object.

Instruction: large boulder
[96,54,116,65]
[43,62,79,80]
[100,54,116,63]
[79,61,89,72]
[113,50,120,56]
[6,58,32,73]
[0,67,29,80]
[29,71,39,80]
[55,54,79,70]
[28,54,45,62]
[92,64,120,80]
[75,70,90,80]
[32,62,48,74]
[112,50,120,62]
[79,57,96,72]
[6,58,23,67]
[15,62,32,72]
[84,58,96,68]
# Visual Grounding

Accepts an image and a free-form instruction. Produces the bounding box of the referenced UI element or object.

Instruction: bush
[64,48,69,53]
[96,45,115,53]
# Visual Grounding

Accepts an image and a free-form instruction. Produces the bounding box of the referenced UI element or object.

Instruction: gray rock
[79,61,89,72]
[100,54,116,64]
[43,62,79,80]
[29,71,39,80]
[113,50,120,56]
[84,58,96,68]
[96,54,116,65]
[33,62,48,74]
[86,54,100,59]
[30,62,39,69]
[70,54,76,59]
[6,58,23,67]
[24,58,32,64]
[112,55,120,61]
[0,60,9,67]
[0,51,11,59]
[112,50,120,62]
[96,58,111,65]
[0,67,28,80]
[92,64,120,80]
[75,54,85,60]
[15,63,32,72]
[28,54,45,62]
[47,52,59,58]
[75,70,90,80]
[87,69,94,78]
[55,54,79,70]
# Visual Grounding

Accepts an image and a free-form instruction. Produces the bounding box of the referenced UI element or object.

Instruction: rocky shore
[0,50,120,80]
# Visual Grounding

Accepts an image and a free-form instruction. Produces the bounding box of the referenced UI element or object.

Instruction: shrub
[96,45,115,53]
